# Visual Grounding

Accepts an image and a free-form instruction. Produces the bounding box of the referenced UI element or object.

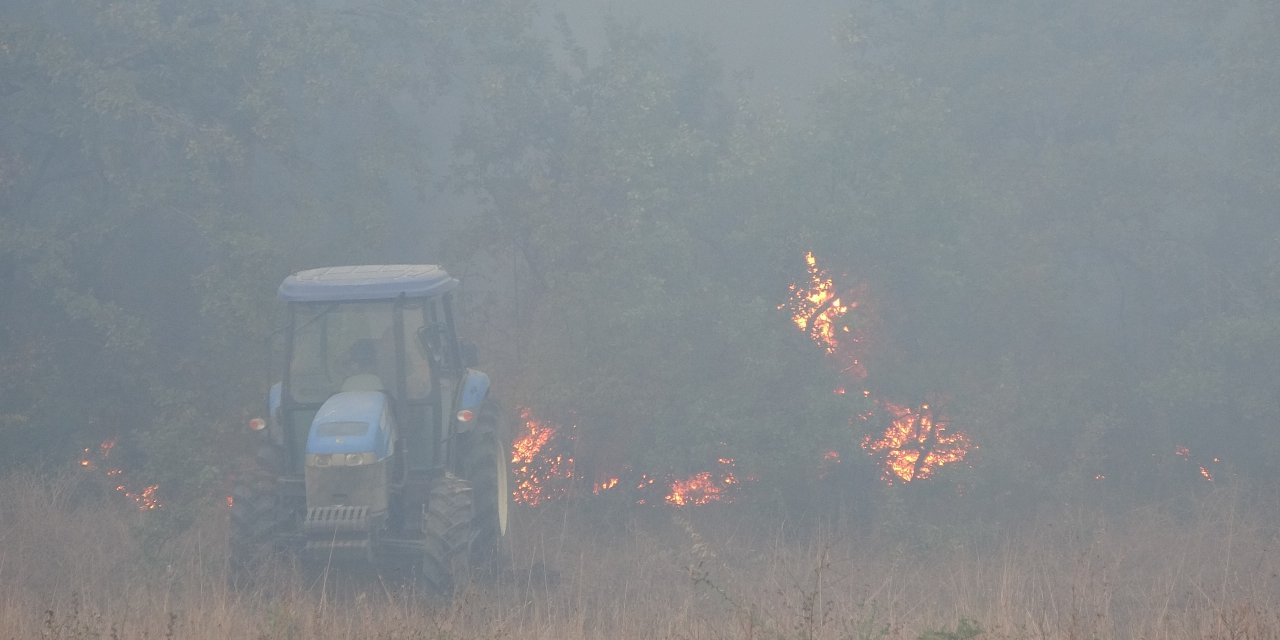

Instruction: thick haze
[544,0,844,113]
[1,0,1276,519]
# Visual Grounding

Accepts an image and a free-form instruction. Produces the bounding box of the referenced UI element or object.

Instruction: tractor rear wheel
[421,473,473,593]
[458,417,509,570]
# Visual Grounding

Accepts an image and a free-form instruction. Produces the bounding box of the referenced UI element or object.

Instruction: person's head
[346,339,377,373]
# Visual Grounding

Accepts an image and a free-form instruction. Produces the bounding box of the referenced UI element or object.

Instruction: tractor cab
[274,266,469,477]
[233,265,503,584]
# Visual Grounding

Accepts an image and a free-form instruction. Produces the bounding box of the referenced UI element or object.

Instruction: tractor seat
[341,373,385,393]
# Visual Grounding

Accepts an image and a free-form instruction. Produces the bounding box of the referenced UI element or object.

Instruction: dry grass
[1,472,1277,639]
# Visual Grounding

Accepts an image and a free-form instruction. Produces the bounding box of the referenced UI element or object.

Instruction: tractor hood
[306,391,394,459]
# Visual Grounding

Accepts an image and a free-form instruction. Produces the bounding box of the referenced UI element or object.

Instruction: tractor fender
[265,382,284,447]
[453,369,490,432]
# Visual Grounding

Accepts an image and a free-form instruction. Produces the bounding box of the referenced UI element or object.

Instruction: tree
[453,20,854,495]
[0,0,535,499]
[797,0,1280,491]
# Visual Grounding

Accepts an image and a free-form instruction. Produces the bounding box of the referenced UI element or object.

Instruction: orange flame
[665,458,738,507]
[593,477,620,494]
[778,252,867,378]
[509,409,744,506]
[860,401,971,484]
[510,409,575,505]
[782,251,974,486]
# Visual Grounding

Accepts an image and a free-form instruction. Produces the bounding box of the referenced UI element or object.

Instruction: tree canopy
[2,0,1276,517]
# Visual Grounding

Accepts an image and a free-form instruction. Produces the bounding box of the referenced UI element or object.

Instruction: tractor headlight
[306,452,377,467]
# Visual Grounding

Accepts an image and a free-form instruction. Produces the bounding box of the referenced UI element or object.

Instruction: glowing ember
[1174,445,1220,482]
[860,401,970,484]
[77,438,117,470]
[76,438,162,510]
[510,409,575,505]
[818,449,844,479]
[117,483,161,510]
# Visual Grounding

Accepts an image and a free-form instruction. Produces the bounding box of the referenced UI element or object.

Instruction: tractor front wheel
[228,445,290,583]
[228,476,285,578]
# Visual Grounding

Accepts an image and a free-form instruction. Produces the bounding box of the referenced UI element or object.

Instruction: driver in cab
[340,339,385,392]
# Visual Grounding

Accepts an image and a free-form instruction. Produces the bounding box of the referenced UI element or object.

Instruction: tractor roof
[278,265,458,303]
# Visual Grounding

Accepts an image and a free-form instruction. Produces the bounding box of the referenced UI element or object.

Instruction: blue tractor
[230,265,509,590]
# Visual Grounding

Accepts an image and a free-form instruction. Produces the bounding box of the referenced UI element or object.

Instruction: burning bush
[783,251,974,486]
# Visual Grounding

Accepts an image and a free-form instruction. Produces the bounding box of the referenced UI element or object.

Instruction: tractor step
[303,505,373,558]
[305,505,371,534]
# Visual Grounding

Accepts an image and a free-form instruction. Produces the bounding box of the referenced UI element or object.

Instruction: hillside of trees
[2,0,1277,526]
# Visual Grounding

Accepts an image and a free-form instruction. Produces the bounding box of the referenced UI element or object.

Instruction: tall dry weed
[0,471,1276,639]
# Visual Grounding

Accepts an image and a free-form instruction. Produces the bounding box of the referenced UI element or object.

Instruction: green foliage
[799,0,1280,494]
[0,0,538,497]
[440,0,1280,504]
[453,21,855,491]
[3,0,1278,521]
[917,618,982,640]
